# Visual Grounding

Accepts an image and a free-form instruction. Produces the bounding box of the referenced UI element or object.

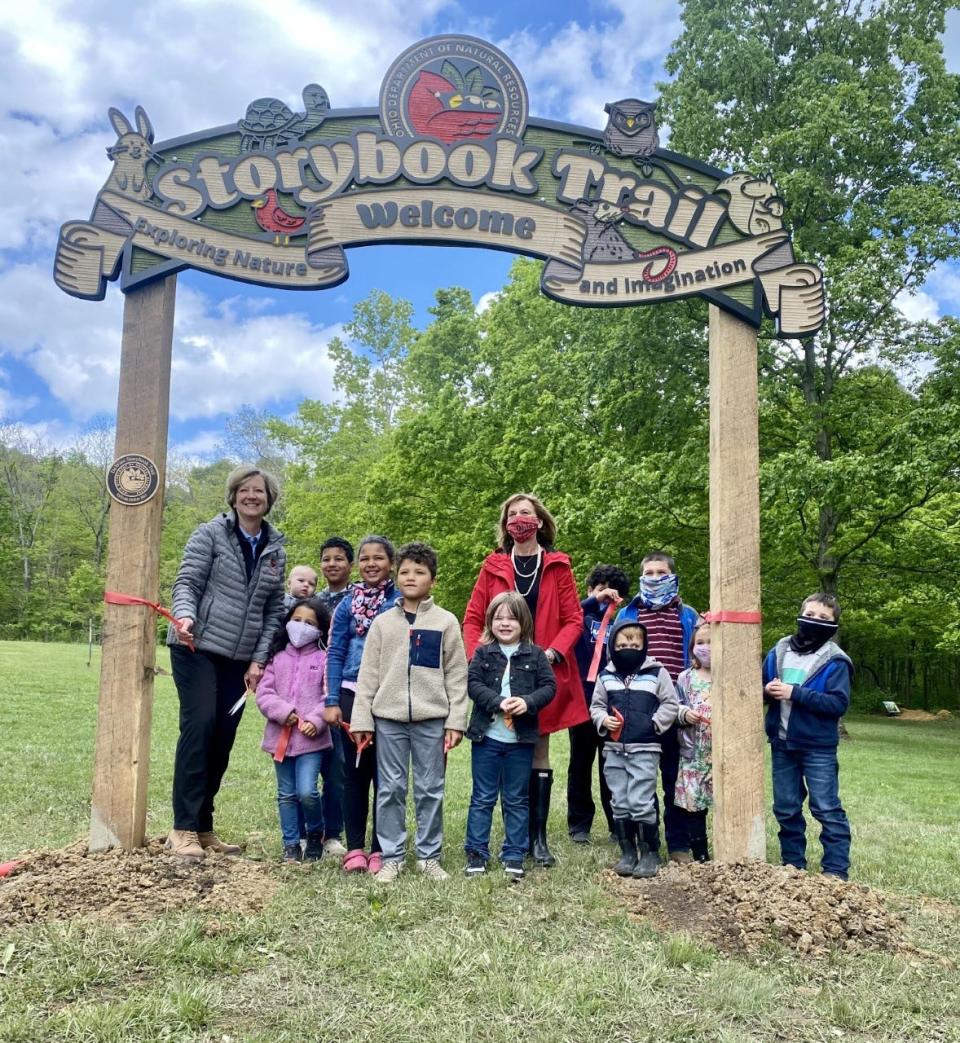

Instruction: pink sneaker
[342,849,368,873]
[367,852,383,875]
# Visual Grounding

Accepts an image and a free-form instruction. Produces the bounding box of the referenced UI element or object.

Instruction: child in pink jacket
[257,596,333,862]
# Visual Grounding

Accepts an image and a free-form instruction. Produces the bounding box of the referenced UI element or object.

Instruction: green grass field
[0,641,958,1043]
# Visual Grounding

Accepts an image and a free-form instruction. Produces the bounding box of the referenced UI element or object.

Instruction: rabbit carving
[102,106,157,200]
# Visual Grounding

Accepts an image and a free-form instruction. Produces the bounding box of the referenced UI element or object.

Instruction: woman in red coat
[463,492,586,866]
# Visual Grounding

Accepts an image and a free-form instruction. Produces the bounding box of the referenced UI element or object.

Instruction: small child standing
[464,592,556,881]
[674,623,713,861]
[763,593,852,879]
[284,564,318,611]
[350,542,469,883]
[256,596,333,862]
[591,619,678,878]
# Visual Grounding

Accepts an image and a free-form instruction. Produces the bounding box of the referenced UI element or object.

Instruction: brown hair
[225,465,280,513]
[641,550,676,572]
[496,492,557,550]
[689,622,711,669]
[480,591,534,645]
[801,592,841,621]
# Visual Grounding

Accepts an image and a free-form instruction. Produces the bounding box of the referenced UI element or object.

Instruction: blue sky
[2,1,959,459]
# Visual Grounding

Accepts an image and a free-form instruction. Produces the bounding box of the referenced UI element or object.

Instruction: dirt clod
[610,859,912,958]
[0,837,277,927]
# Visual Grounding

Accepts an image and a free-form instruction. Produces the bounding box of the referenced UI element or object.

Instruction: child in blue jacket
[763,592,852,879]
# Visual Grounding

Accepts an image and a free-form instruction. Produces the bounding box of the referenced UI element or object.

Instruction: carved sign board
[54,33,824,336]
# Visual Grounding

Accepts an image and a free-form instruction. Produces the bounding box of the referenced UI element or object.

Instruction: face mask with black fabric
[789,616,838,654]
[610,645,647,676]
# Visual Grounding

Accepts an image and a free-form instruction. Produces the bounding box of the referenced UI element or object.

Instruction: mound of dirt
[0,837,277,928]
[610,860,912,958]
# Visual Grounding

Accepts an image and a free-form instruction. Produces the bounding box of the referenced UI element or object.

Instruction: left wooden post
[90,276,177,852]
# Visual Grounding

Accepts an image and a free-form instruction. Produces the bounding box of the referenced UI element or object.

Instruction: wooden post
[89,276,176,851]
[708,304,766,861]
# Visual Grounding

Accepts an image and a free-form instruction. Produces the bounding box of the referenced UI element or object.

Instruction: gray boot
[612,820,638,876]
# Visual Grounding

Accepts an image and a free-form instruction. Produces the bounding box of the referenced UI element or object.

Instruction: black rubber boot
[612,820,638,876]
[690,832,710,863]
[528,769,556,867]
[633,821,662,878]
[303,830,324,862]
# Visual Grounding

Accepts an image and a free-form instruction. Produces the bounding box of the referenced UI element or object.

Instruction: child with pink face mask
[674,623,713,861]
[256,596,333,863]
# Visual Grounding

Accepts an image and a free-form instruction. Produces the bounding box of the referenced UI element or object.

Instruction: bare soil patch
[0,837,277,928]
[610,859,919,958]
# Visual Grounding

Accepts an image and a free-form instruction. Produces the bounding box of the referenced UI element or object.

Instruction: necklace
[512,547,541,596]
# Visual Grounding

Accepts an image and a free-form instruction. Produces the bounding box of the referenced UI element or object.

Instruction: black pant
[653,724,685,852]
[339,689,380,853]
[675,807,708,848]
[566,718,614,835]
[170,645,247,832]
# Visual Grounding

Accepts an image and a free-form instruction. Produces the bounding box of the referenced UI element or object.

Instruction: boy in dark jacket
[591,619,678,878]
[464,592,556,881]
[568,564,631,843]
[763,593,852,879]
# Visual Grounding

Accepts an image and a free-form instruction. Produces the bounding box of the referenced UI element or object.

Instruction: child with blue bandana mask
[763,592,852,879]
[615,552,701,861]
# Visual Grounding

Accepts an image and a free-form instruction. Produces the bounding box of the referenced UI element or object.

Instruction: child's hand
[444,729,463,752]
[595,587,623,606]
[284,711,299,726]
[684,709,708,725]
[323,706,342,726]
[298,719,318,737]
[502,697,528,716]
[765,679,793,701]
[350,730,372,745]
[603,714,621,731]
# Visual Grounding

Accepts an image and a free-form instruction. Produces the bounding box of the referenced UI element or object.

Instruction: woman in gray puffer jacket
[165,465,286,860]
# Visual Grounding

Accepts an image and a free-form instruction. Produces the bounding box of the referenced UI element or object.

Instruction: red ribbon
[586,597,622,684]
[609,707,625,742]
[703,611,762,624]
[104,591,195,650]
[274,724,293,763]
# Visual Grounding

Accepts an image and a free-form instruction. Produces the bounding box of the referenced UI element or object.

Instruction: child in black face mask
[590,620,678,879]
[763,593,853,879]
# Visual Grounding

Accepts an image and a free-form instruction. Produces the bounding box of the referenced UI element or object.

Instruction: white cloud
[475,291,500,314]
[896,288,939,323]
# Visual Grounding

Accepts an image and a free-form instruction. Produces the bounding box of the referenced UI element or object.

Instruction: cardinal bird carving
[251,189,306,244]
[407,70,501,143]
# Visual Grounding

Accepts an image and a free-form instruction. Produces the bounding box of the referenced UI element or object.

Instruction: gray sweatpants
[602,747,660,824]
[374,716,446,861]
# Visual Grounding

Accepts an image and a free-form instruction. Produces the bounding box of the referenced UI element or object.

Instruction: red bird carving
[407,71,501,143]
[251,189,306,244]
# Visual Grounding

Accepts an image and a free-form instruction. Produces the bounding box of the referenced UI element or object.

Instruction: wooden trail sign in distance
[57,33,824,855]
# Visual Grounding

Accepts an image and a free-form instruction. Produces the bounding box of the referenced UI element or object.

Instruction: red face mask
[506,516,540,543]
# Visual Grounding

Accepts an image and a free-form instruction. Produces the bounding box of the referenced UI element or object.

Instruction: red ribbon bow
[103,591,195,650]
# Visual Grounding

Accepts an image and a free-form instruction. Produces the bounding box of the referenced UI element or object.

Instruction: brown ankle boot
[197,831,241,855]
[165,829,204,861]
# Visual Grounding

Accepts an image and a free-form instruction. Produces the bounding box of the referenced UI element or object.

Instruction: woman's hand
[501,696,528,716]
[323,706,342,726]
[245,661,265,690]
[298,719,318,737]
[177,617,195,638]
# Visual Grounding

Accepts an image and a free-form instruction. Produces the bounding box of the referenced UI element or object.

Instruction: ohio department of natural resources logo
[107,454,160,506]
[379,34,528,143]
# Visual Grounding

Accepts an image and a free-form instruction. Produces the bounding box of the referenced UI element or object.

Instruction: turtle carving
[238,83,330,151]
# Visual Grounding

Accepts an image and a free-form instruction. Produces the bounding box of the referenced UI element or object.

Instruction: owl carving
[602,99,660,161]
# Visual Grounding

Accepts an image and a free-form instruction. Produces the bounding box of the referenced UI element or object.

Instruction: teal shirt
[485,642,520,744]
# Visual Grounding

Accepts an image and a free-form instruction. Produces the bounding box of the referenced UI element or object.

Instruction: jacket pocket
[410,629,442,669]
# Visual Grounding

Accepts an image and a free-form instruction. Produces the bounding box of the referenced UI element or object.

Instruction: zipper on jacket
[408,625,419,722]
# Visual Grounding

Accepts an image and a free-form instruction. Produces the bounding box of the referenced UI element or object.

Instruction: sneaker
[569,831,591,845]
[342,848,368,873]
[196,831,241,855]
[669,850,693,865]
[415,858,449,880]
[464,851,487,877]
[323,837,348,858]
[367,852,384,875]
[503,860,525,882]
[303,831,324,862]
[165,829,204,861]
[282,844,303,863]
[374,859,404,883]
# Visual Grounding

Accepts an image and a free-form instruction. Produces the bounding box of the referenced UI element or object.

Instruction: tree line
[1,0,958,712]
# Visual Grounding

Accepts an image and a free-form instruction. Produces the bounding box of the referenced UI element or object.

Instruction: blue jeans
[296,738,345,841]
[771,741,851,878]
[465,737,534,863]
[275,751,324,847]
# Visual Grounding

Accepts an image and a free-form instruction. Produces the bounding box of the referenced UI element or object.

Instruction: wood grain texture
[89,276,176,851]
[708,304,766,861]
